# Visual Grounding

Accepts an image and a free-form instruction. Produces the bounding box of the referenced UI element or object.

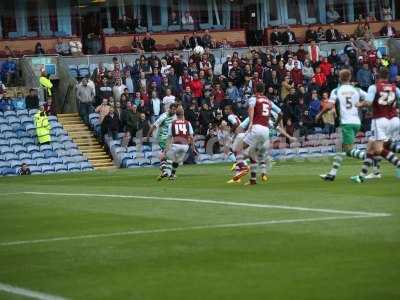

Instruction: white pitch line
[0,215,387,247]
[0,282,67,300]
[21,192,391,217]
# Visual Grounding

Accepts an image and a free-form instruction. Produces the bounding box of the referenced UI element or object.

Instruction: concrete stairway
[57,113,116,170]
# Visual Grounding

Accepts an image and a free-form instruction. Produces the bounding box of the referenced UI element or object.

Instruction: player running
[232,83,272,185]
[147,103,177,180]
[351,68,400,183]
[163,106,195,180]
[320,69,369,181]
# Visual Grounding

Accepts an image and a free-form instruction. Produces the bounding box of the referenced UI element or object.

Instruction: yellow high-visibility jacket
[34,112,51,144]
[39,76,53,96]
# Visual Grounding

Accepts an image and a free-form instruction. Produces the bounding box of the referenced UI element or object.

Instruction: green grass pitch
[0,160,399,300]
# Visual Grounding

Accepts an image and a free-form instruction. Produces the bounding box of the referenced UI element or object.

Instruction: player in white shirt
[320,69,369,181]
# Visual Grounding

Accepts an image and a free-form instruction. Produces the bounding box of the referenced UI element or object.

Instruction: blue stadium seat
[9,138,23,146]
[62,156,76,164]
[21,158,35,166]
[59,135,71,143]
[49,157,63,165]
[9,160,21,168]
[0,146,13,154]
[28,109,39,116]
[48,115,58,122]
[68,149,81,157]
[52,143,64,151]
[41,164,55,174]
[12,145,26,154]
[16,109,29,117]
[64,142,78,149]
[67,162,81,172]
[50,121,63,130]
[54,164,68,173]
[43,150,58,158]
[0,124,13,133]
[0,161,8,168]
[144,152,152,159]
[32,152,45,159]
[5,153,19,161]
[137,158,151,166]
[72,155,85,162]
[21,116,33,125]
[151,157,160,166]
[123,159,139,168]
[4,131,17,139]
[0,118,7,125]
[80,161,93,171]
[35,158,50,166]
[4,111,16,118]
[69,65,79,78]
[78,65,90,77]
[2,167,16,176]
[0,140,9,147]
[19,152,31,160]
[39,144,52,152]
[24,123,36,134]
[21,137,35,147]
[27,145,40,154]
[29,165,42,174]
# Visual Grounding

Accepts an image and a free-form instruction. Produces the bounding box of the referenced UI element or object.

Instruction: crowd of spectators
[76,37,399,149]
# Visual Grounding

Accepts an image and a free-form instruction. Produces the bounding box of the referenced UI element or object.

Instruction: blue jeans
[79,102,93,125]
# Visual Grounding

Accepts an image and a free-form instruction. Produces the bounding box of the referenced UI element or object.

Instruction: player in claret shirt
[164,106,195,180]
[351,68,400,183]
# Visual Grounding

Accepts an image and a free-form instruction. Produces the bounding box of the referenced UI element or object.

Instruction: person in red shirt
[189,73,203,99]
[251,72,263,91]
[312,66,327,88]
[180,68,192,90]
[367,50,378,68]
[290,62,304,86]
[212,83,225,105]
[319,57,333,77]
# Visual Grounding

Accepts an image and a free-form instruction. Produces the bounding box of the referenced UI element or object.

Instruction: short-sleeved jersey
[329,84,367,125]
[366,81,400,119]
[154,112,176,141]
[227,114,241,132]
[168,119,194,144]
[248,95,271,127]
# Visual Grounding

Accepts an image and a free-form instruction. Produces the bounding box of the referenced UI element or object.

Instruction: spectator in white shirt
[162,88,176,111]
[160,59,172,77]
[112,78,127,102]
[285,57,295,72]
[150,91,162,123]
[124,71,134,94]
[181,11,194,25]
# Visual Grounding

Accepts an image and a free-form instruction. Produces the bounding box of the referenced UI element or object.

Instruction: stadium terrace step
[57,113,116,171]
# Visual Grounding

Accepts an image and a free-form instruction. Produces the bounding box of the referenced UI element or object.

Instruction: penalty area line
[21,191,391,217]
[0,214,388,247]
[0,282,68,300]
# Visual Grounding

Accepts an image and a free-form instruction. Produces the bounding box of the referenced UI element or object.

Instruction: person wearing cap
[1,57,16,85]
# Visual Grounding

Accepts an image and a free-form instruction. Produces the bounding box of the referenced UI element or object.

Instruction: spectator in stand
[380,21,396,37]
[131,36,143,53]
[43,96,56,116]
[116,15,132,33]
[344,37,359,68]
[326,5,341,23]
[316,91,336,134]
[0,94,11,112]
[190,31,203,48]
[354,22,365,38]
[34,42,45,55]
[308,40,320,65]
[328,49,341,68]
[102,106,120,140]
[95,98,111,124]
[219,39,231,49]
[313,66,327,90]
[25,88,39,110]
[202,30,212,49]
[308,90,321,121]
[76,77,95,125]
[96,77,113,106]
[18,163,31,176]
[316,27,326,42]
[302,60,314,86]
[4,46,15,57]
[142,32,156,52]
[112,77,127,102]
[149,91,162,122]
[362,23,374,41]
[326,23,340,42]
[291,62,304,87]
[389,57,399,83]
[282,26,297,45]
[1,57,16,85]
[123,102,140,145]
[181,11,194,25]
[382,5,393,21]
[305,25,317,43]
[55,38,70,55]
[319,57,333,78]
[190,73,203,100]
[169,11,180,25]
[356,62,374,91]
[296,44,307,63]
[12,91,26,111]
[39,69,53,99]
[181,35,192,50]
[280,76,293,101]
[270,26,282,45]
[212,83,225,107]
[162,88,176,110]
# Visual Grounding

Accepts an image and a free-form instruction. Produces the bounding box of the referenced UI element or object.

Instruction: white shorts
[243,125,270,149]
[232,133,246,153]
[166,144,189,164]
[370,117,400,141]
